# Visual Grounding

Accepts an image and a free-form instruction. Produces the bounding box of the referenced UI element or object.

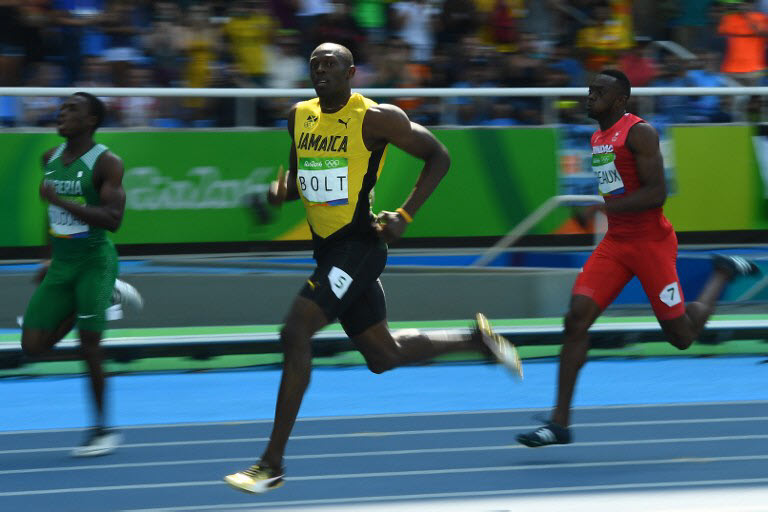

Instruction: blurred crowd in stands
[1,0,767,128]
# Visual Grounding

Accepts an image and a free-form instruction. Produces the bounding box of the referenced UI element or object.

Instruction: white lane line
[1,417,767,455]
[3,454,768,497]
[121,483,768,512]
[2,400,766,435]
[2,435,768,475]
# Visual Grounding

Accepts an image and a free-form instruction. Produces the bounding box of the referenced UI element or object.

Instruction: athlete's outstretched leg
[260,296,328,470]
[552,295,602,427]
[225,295,328,494]
[515,295,601,448]
[661,255,761,350]
[349,314,522,378]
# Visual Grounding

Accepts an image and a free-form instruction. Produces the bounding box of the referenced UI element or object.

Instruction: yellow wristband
[396,207,413,223]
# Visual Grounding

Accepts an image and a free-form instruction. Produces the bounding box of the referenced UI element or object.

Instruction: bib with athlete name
[294,93,388,242]
[590,113,673,240]
[44,143,109,256]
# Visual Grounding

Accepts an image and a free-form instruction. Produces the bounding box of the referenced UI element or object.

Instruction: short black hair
[73,91,105,130]
[599,69,631,99]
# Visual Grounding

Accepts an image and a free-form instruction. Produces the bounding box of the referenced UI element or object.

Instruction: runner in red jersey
[517,69,760,447]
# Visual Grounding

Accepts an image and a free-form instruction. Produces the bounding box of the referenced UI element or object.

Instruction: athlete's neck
[319,91,351,114]
[64,134,96,157]
[598,110,626,132]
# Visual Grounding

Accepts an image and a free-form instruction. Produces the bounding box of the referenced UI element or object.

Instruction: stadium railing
[1,86,767,126]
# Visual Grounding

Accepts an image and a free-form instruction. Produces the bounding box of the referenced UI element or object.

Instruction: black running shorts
[300,236,387,337]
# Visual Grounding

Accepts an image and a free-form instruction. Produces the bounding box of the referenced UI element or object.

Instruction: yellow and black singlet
[294,93,388,249]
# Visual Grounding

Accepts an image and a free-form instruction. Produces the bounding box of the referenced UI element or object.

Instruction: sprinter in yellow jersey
[225,43,524,494]
[20,93,143,457]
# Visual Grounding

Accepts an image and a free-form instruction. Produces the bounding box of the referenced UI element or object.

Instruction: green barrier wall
[1,125,765,249]
[0,128,564,247]
[664,125,768,231]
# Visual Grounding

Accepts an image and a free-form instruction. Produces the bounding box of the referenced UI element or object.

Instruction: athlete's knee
[666,331,694,351]
[362,345,401,374]
[563,310,591,338]
[21,336,45,357]
[21,330,52,357]
[78,340,102,360]
[362,344,400,374]
[279,324,313,369]
[661,316,696,351]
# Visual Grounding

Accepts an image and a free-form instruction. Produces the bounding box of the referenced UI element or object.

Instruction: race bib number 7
[298,157,349,206]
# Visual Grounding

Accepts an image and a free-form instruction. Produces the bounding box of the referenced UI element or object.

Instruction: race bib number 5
[298,157,349,205]
[592,152,625,196]
[49,197,89,237]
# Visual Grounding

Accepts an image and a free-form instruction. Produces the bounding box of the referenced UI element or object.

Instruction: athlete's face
[309,49,351,96]
[586,74,624,120]
[57,95,94,137]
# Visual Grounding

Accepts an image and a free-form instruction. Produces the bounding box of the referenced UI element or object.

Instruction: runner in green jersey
[21,92,140,457]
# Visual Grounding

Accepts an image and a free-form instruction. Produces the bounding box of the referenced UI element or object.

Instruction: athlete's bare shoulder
[627,121,660,153]
[362,103,411,149]
[95,149,123,170]
[93,149,124,186]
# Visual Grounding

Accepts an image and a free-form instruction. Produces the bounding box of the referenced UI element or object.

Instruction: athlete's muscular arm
[267,105,300,206]
[39,151,126,232]
[363,103,450,243]
[604,122,667,214]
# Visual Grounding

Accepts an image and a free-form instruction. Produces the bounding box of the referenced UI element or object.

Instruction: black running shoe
[713,254,761,278]
[517,421,572,447]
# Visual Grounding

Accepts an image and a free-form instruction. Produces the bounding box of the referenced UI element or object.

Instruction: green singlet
[23,143,118,332]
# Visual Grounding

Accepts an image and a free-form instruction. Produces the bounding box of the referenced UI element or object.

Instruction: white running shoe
[71,428,122,457]
[225,464,285,493]
[475,313,524,380]
[112,279,144,311]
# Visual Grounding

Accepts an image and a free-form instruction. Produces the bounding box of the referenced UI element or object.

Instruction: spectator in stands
[575,0,633,72]
[619,36,658,87]
[75,54,117,125]
[265,30,306,126]
[21,62,63,127]
[312,0,367,64]
[114,63,157,127]
[434,0,478,55]
[268,0,297,30]
[669,0,717,50]
[223,0,275,87]
[481,0,524,53]
[549,0,600,45]
[686,50,732,122]
[294,0,334,57]
[450,57,499,125]
[180,2,221,125]
[0,1,26,86]
[548,40,587,87]
[20,1,55,72]
[390,0,439,63]
[650,54,691,130]
[51,0,107,84]
[143,1,185,87]
[717,0,768,85]
[101,0,147,87]
[353,0,389,43]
